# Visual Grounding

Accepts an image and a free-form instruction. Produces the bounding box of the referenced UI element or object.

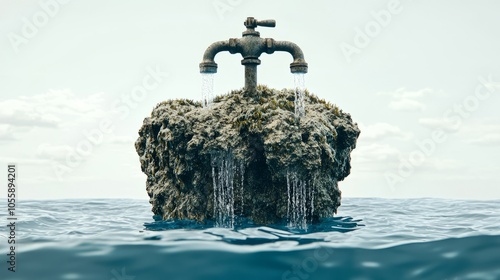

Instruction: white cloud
[27,90,105,114]
[418,117,458,132]
[353,143,401,161]
[36,143,73,161]
[419,116,500,138]
[452,120,500,145]
[0,90,108,130]
[0,156,51,165]
[351,143,402,172]
[411,157,464,172]
[429,158,462,171]
[389,99,426,111]
[107,135,137,145]
[0,99,60,127]
[467,133,500,145]
[359,122,411,141]
[0,125,16,141]
[379,88,440,112]
[379,87,433,99]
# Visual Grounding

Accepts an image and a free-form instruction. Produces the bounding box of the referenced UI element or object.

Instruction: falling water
[201,73,215,107]
[239,162,245,216]
[211,152,245,228]
[286,171,314,230]
[293,73,306,118]
[211,152,235,228]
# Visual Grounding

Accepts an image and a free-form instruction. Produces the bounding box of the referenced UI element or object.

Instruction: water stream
[211,152,315,230]
[293,73,306,118]
[239,161,245,216]
[286,171,314,230]
[211,152,245,228]
[206,72,312,229]
[201,73,215,107]
[211,152,234,228]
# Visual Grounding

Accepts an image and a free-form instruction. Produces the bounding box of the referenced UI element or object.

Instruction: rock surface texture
[135,86,360,225]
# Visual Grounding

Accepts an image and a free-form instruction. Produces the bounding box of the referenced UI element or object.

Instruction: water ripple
[1,198,500,279]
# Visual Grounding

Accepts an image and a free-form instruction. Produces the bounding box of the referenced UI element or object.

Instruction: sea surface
[1,197,500,280]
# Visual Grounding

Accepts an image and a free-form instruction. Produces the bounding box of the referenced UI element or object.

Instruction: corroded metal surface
[200,17,308,92]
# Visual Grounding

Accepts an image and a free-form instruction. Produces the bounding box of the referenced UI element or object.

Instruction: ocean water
[1,197,500,280]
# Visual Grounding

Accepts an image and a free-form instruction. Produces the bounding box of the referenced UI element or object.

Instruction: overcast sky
[1,0,499,200]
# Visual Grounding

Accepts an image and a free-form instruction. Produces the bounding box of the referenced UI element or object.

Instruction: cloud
[0,125,16,141]
[353,143,401,161]
[351,143,402,172]
[0,156,51,166]
[107,135,137,145]
[359,122,411,141]
[389,99,426,111]
[379,88,438,112]
[0,99,60,127]
[27,90,106,117]
[0,90,107,130]
[467,133,500,145]
[445,120,500,145]
[419,116,500,138]
[462,122,500,146]
[428,158,463,171]
[379,88,434,99]
[352,123,412,172]
[418,117,458,132]
[36,143,73,162]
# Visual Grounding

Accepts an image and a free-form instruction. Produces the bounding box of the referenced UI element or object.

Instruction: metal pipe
[199,17,308,93]
[242,58,261,92]
[199,40,233,73]
[273,41,308,73]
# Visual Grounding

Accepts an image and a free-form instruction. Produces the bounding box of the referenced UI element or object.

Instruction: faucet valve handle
[244,17,276,29]
[256,19,276,28]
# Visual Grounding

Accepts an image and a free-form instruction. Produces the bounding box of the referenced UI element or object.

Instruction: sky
[0,0,499,200]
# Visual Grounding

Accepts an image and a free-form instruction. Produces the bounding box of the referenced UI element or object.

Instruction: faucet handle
[244,17,276,29]
[256,19,276,28]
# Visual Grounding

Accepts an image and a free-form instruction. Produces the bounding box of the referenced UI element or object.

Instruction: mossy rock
[135,86,360,224]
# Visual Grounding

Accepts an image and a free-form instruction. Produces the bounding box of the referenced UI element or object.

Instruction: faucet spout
[273,41,308,73]
[199,40,235,73]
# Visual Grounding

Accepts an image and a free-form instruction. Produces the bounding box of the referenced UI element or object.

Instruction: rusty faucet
[199,17,308,93]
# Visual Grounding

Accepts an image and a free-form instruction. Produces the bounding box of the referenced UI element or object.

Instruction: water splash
[293,73,306,118]
[201,73,214,107]
[286,171,314,230]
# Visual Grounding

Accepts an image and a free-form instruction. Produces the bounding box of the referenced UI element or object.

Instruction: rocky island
[135,86,360,227]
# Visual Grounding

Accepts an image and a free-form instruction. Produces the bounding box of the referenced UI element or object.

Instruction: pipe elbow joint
[200,40,238,73]
[273,40,308,74]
